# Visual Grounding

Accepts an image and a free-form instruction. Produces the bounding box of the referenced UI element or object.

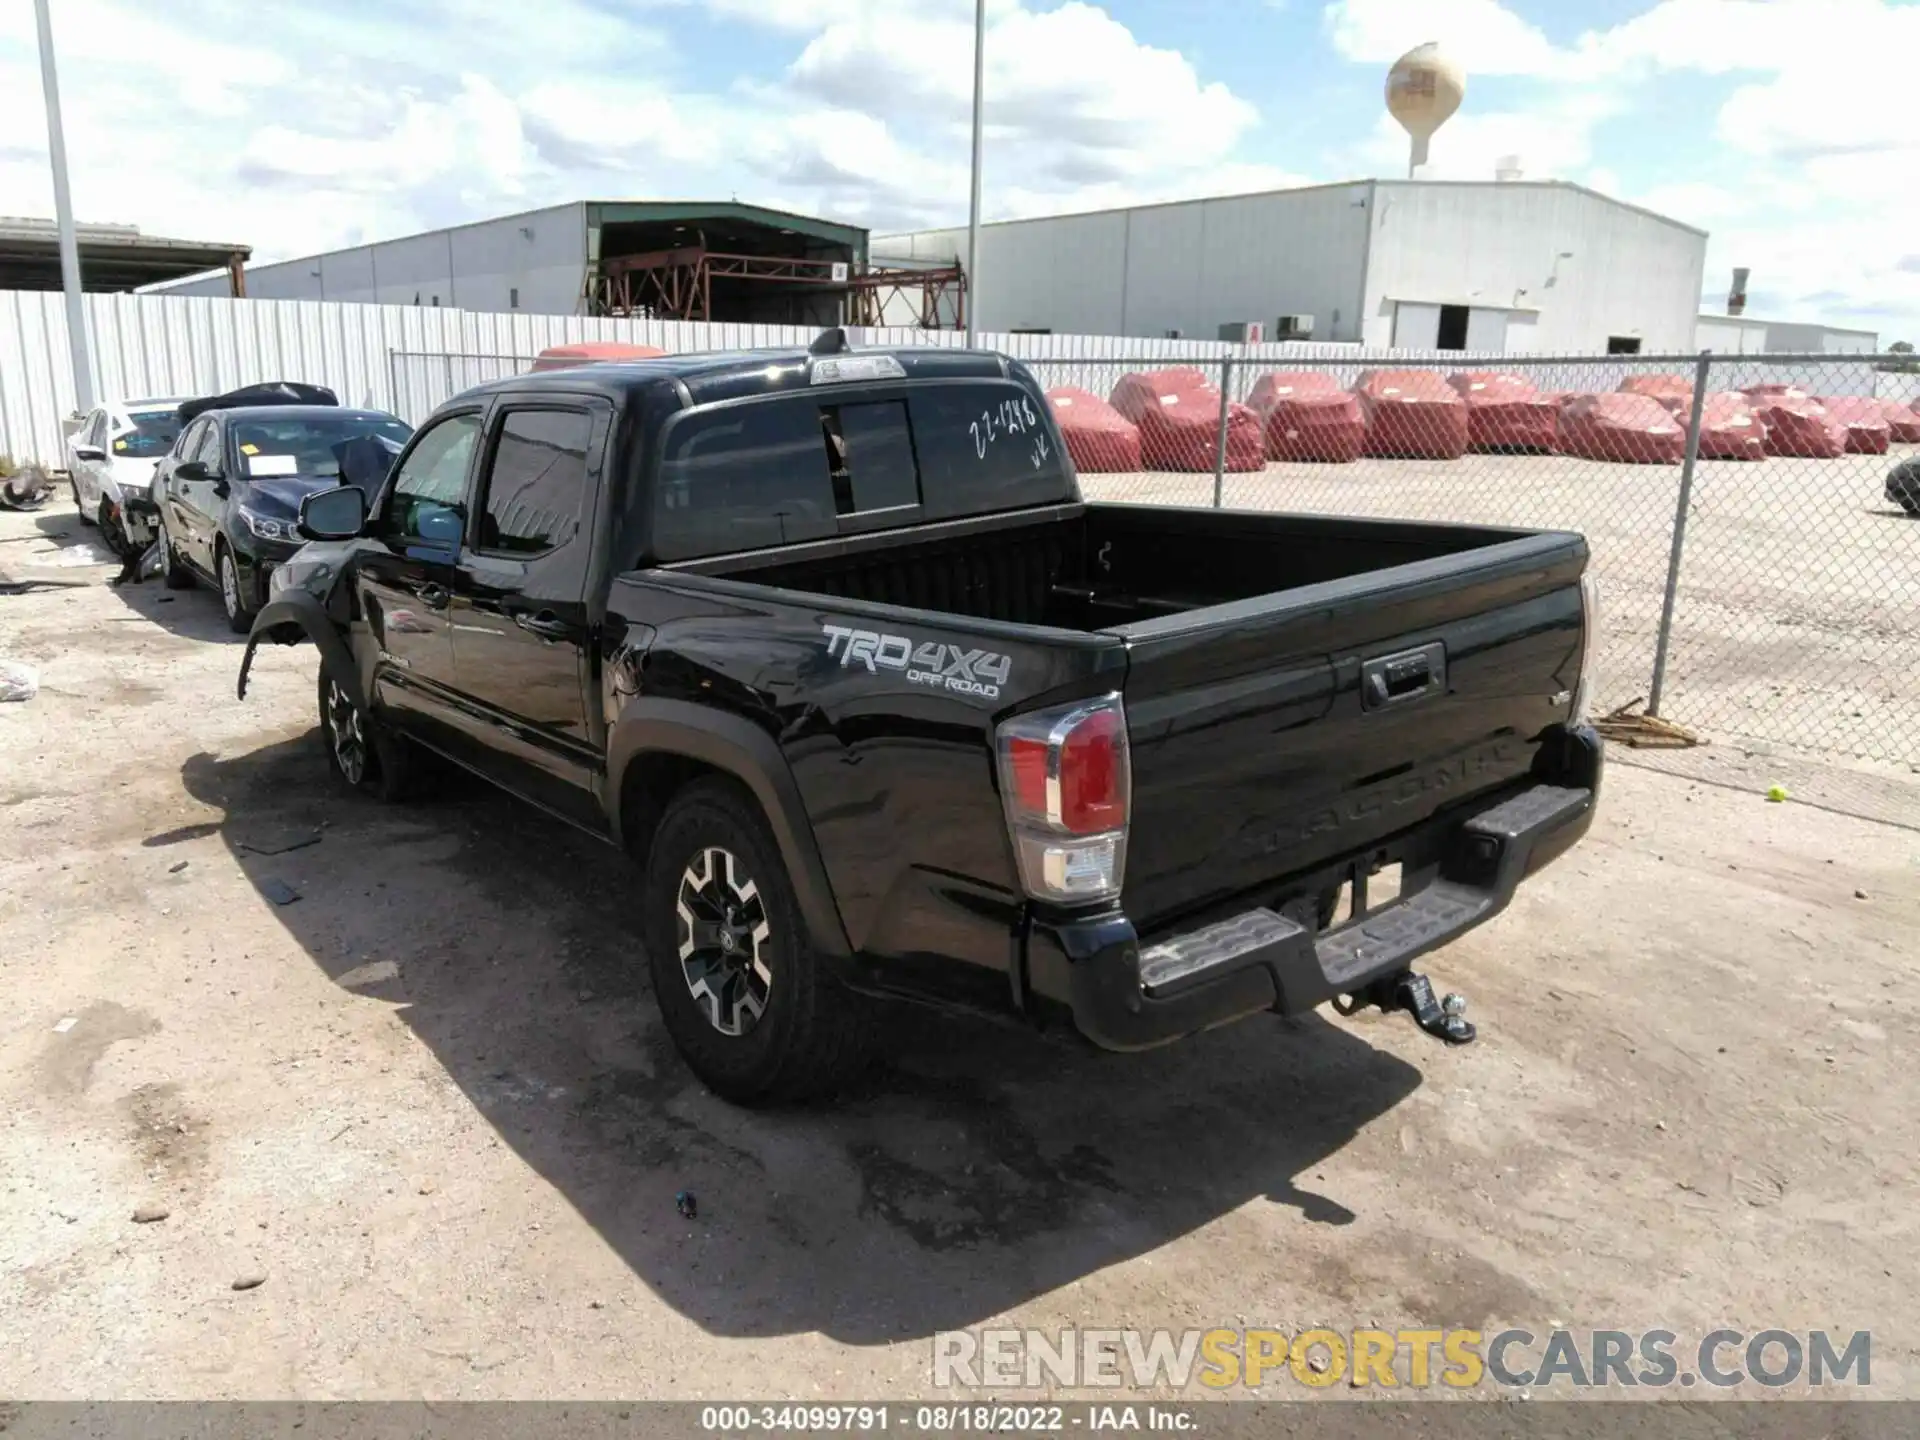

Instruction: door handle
[419,583,450,610]
[514,610,571,640]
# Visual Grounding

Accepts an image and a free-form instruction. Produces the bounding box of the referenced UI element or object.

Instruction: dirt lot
[2,502,1918,1401]
[1079,447,1920,769]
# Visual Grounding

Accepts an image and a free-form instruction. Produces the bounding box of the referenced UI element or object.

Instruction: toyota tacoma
[239,334,1603,1104]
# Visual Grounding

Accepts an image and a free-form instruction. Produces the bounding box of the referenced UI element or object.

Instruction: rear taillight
[995,694,1129,904]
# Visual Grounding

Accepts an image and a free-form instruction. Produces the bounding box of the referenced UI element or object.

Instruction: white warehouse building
[878,179,1709,355]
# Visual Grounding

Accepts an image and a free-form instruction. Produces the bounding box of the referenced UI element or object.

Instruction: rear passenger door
[446,399,610,829]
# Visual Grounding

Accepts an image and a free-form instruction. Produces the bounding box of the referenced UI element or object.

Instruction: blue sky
[1,0,1914,340]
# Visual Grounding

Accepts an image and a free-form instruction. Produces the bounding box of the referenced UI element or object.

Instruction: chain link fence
[391,346,1920,768]
[1025,352,1919,767]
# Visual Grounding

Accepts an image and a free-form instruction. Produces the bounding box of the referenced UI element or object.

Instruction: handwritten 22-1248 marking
[969,396,1040,459]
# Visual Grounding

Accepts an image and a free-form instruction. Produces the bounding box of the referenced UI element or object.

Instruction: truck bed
[673,501,1589,935]
[684,501,1537,632]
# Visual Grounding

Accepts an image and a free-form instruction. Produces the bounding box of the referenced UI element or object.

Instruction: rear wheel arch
[607,699,851,958]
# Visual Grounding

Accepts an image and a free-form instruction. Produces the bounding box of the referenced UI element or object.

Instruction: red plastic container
[1109,369,1263,472]
[1247,372,1364,462]
[1045,386,1141,473]
[1696,392,1766,460]
[1821,396,1892,454]
[1618,373,1695,416]
[1755,395,1845,458]
[1447,371,1559,452]
[1557,393,1686,464]
[1879,399,1920,444]
[1352,370,1470,459]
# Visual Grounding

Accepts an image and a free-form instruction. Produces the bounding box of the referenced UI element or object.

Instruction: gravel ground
[2,501,1917,1402]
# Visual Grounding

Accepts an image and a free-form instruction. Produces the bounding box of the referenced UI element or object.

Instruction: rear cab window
[650,379,1069,563]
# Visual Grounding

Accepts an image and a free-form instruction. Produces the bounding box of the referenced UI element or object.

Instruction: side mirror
[71,445,106,463]
[414,504,465,548]
[299,484,369,541]
[173,459,210,482]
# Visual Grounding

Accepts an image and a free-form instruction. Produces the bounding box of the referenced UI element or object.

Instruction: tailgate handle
[1362,642,1446,711]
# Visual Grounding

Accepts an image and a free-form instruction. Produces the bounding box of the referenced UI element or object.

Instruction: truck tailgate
[1115,533,1588,932]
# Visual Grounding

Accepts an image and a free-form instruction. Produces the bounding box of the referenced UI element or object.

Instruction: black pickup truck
[240,334,1603,1104]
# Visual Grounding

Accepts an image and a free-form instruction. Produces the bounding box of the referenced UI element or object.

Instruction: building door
[1465,308,1510,352]
[1608,336,1643,355]
[1436,305,1470,350]
[1391,302,1441,349]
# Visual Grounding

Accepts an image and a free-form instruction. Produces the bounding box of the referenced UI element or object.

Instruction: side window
[196,421,227,472]
[381,413,482,547]
[654,400,838,561]
[86,410,108,447]
[172,419,203,462]
[476,408,592,557]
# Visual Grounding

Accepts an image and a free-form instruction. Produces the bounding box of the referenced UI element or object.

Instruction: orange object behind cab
[529,342,667,372]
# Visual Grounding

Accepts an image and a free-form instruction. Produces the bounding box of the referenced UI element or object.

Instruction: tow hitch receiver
[1337,970,1476,1045]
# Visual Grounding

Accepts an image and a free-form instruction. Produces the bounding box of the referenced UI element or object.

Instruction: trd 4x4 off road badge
[822,624,1012,701]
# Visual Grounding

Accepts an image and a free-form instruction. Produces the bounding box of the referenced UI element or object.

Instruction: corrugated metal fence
[0,288,1377,464]
[6,286,1908,464]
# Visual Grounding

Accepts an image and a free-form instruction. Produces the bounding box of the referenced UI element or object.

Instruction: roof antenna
[808,326,853,356]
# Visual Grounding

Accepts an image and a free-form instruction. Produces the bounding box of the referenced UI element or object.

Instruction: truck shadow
[178,732,1424,1345]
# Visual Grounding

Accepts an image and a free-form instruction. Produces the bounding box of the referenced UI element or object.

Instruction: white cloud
[0,0,1280,265]
[781,1,1263,212]
[1359,90,1624,182]
[2,0,1914,340]
[1322,0,1562,75]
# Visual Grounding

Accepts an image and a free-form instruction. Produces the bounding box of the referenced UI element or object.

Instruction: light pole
[33,0,93,414]
[964,0,985,346]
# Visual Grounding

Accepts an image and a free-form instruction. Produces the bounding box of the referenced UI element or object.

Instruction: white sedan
[66,396,189,532]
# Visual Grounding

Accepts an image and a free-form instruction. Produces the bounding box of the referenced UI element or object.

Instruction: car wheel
[317,668,414,802]
[156,511,193,589]
[643,778,872,1105]
[218,546,254,634]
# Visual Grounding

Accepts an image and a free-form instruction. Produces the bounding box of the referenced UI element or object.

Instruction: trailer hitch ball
[1395,972,1478,1045]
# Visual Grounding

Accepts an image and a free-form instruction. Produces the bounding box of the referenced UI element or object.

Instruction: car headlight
[239,506,299,542]
[1570,573,1599,724]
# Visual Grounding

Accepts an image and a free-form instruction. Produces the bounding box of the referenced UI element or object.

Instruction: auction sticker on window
[248,454,299,476]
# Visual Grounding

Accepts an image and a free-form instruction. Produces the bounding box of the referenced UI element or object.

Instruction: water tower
[1386,42,1465,178]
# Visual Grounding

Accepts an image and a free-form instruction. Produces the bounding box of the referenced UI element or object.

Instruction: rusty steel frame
[588,245,966,328]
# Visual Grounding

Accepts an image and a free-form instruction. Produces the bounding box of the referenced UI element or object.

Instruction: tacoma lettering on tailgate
[1234,737,1523,858]
[821,624,1012,701]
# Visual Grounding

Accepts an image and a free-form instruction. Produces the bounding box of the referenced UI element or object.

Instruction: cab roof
[454,343,1019,410]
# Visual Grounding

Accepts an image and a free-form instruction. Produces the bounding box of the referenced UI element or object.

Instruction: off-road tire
[643,778,872,1105]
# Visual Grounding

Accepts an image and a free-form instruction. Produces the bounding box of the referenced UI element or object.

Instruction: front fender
[237,589,360,706]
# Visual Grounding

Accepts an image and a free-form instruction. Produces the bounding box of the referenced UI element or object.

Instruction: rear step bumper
[1028,730,1601,1051]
